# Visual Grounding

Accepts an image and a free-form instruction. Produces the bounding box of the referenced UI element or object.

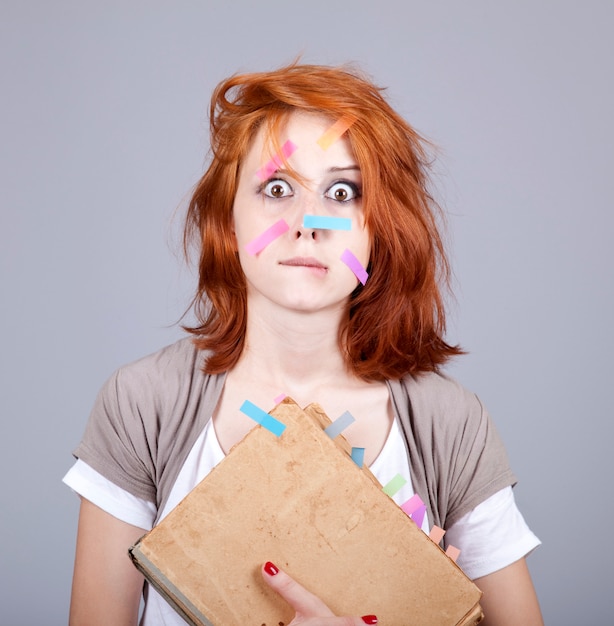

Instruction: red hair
[183,62,462,380]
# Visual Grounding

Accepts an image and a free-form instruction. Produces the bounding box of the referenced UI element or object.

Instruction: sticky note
[409,503,426,529]
[350,447,365,467]
[445,545,461,562]
[303,215,352,231]
[400,493,424,516]
[256,139,298,180]
[324,410,356,438]
[340,249,369,285]
[239,400,286,437]
[382,474,407,497]
[317,115,357,150]
[429,525,446,544]
[273,393,286,404]
[244,219,289,255]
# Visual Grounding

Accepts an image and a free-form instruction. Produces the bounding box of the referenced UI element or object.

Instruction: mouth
[279,257,328,271]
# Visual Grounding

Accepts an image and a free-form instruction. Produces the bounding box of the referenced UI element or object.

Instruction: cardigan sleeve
[388,373,517,529]
[72,338,225,515]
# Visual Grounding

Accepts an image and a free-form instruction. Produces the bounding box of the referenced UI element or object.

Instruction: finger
[261,561,335,618]
[261,562,378,625]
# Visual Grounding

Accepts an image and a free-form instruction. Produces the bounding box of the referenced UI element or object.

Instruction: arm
[474,557,543,626]
[69,497,147,626]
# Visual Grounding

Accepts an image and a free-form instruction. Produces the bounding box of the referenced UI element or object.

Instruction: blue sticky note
[303,215,352,231]
[240,400,286,437]
[324,410,356,438]
[351,447,365,467]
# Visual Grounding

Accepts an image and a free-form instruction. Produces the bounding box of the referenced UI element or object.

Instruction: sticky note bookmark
[317,115,357,150]
[273,393,287,404]
[256,139,298,180]
[429,525,446,544]
[240,400,286,437]
[409,503,426,529]
[340,249,369,285]
[382,473,407,497]
[324,410,356,439]
[244,219,289,256]
[445,545,461,563]
[400,493,424,516]
[303,215,352,231]
[350,447,365,467]
[401,494,427,528]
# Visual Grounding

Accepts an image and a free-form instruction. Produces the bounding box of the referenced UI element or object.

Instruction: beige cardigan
[74,337,516,530]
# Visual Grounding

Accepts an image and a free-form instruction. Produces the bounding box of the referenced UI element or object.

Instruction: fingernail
[264,561,279,576]
[361,616,378,625]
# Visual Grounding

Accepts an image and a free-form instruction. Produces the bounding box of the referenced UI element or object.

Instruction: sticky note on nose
[303,215,352,231]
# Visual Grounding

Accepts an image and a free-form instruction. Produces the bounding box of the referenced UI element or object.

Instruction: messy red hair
[183,62,462,380]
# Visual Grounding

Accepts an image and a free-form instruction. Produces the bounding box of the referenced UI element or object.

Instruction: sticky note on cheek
[340,249,369,285]
[244,219,289,255]
[256,139,298,180]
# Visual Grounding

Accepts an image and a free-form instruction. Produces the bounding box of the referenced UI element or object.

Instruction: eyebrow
[328,165,361,173]
[266,165,361,177]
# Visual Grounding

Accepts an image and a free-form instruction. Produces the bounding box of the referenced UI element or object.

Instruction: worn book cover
[129,398,483,625]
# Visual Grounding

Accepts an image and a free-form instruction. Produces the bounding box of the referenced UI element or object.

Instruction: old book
[129,398,483,625]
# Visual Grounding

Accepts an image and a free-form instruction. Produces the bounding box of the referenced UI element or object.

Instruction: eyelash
[259,178,362,201]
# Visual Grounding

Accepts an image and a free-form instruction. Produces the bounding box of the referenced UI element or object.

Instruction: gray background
[1,1,612,624]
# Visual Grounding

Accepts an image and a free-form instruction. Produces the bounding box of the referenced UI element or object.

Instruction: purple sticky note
[340,248,368,285]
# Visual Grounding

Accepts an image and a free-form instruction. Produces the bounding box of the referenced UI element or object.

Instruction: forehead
[246,111,357,168]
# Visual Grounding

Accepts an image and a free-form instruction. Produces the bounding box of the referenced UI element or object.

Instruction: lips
[279,257,328,270]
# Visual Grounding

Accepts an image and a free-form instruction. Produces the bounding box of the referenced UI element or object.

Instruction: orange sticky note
[429,525,446,544]
[316,115,356,150]
[445,545,461,562]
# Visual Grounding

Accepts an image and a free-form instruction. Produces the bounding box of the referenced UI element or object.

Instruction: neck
[234,300,351,396]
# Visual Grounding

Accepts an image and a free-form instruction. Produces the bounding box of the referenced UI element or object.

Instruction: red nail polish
[264,561,279,576]
[361,616,378,625]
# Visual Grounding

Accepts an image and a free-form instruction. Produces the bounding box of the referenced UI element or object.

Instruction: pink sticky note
[256,139,298,180]
[273,393,286,404]
[400,493,424,516]
[445,545,461,562]
[244,219,289,256]
[429,525,446,544]
[340,249,369,285]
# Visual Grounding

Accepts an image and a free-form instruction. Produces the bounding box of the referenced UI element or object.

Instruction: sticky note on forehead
[317,115,357,150]
[257,139,298,180]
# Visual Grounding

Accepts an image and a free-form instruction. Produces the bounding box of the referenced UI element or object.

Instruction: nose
[291,192,319,241]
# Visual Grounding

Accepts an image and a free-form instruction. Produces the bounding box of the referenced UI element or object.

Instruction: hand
[261,561,377,625]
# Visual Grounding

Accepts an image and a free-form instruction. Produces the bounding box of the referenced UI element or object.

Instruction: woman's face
[232,111,370,316]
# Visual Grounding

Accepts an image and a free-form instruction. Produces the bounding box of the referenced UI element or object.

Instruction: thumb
[261,561,378,625]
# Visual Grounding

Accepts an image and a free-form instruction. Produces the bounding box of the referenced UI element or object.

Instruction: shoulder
[389,370,484,427]
[113,337,205,387]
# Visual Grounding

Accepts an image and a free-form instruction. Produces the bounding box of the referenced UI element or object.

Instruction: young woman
[64,63,543,625]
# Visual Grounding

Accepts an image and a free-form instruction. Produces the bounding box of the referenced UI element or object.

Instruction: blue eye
[325,181,360,202]
[263,179,292,198]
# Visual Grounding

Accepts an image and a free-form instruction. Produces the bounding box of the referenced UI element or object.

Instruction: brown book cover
[129,398,483,625]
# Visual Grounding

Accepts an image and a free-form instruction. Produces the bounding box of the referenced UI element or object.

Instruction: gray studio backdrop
[1,1,612,624]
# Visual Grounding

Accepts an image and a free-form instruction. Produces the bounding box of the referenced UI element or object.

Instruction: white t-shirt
[64,416,540,625]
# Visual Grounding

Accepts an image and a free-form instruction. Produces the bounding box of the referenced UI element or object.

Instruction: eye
[325,181,360,202]
[263,179,292,198]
